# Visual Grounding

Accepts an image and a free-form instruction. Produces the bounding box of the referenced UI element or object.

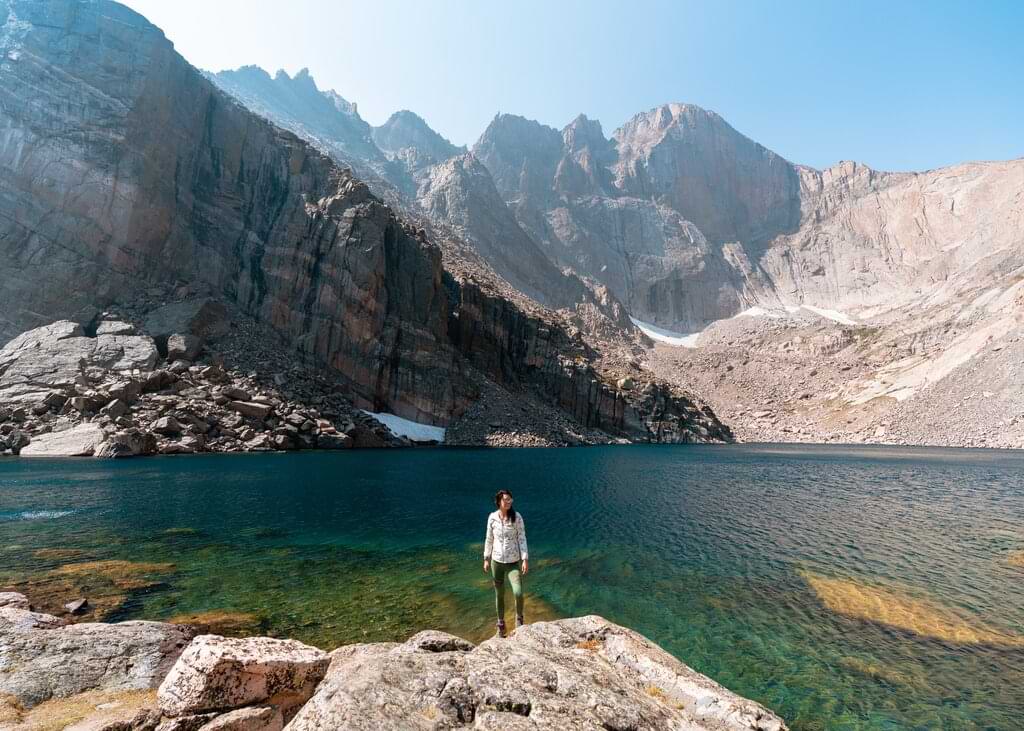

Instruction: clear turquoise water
[2,445,1024,730]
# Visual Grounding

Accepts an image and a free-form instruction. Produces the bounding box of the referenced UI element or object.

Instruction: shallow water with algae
[2,444,1024,729]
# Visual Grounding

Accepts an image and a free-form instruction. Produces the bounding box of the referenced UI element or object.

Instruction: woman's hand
[483,559,490,574]
[521,559,529,575]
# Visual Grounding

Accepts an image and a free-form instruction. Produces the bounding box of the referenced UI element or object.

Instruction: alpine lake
[2,444,1023,730]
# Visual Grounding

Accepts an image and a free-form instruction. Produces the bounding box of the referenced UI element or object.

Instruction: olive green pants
[490,559,524,622]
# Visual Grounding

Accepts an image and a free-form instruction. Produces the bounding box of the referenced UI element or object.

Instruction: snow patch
[736,305,856,325]
[735,306,786,319]
[629,317,701,347]
[799,305,857,325]
[362,410,446,443]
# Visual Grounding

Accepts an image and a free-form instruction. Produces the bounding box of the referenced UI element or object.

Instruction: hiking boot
[495,620,506,638]
[515,614,525,629]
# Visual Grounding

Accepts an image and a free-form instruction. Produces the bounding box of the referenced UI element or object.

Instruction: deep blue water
[2,444,1024,730]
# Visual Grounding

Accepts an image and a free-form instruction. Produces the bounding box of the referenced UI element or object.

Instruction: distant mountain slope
[206,66,410,197]
[474,104,1024,331]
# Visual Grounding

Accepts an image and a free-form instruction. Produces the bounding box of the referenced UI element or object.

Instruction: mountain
[473,108,771,330]
[373,109,464,168]
[0,0,727,446]
[473,104,1024,330]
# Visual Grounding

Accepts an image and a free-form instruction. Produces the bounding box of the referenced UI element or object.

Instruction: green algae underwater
[3,444,1024,730]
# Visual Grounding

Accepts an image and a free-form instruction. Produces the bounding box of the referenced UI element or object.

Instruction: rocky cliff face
[472,109,777,331]
[760,159,1024,312]
[417,154,591,309]
[0,0,459,424]
[0,0,728,445]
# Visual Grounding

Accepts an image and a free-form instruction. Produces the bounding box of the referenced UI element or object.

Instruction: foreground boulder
[0,604,195,708]
[157,635,329,719]
[287,616,786,730]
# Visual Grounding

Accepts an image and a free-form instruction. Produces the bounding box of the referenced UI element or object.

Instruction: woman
[483,489,529,638]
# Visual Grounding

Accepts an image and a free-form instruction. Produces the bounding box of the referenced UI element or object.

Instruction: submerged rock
[801,570,1024,647]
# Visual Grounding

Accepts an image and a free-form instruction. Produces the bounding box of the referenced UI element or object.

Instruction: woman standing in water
[483,489,528,638]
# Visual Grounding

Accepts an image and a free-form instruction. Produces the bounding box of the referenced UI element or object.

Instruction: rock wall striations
[0,0,459,424]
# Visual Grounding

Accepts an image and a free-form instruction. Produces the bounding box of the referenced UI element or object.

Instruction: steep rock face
[0,0,456,423]
[0,1,730,443]
[612,103,801,246]
[554,114,616,197]
[208,66,640,330]
[472,114,566,206]
[449,278,730,443]
[372,109,463,167]
[208,68,595,314]
[759,159,1024,311]
[472,110,775,331]
[417,154,589,309]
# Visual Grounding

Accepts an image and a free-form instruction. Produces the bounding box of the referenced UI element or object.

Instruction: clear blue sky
[122,0,1022,172]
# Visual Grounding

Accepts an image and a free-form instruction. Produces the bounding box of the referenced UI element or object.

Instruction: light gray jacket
[484,510,528,563]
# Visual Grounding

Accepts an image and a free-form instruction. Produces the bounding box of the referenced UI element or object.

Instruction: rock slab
[0,606,195,708]
[19,422,107,457]
[157,635,329,718]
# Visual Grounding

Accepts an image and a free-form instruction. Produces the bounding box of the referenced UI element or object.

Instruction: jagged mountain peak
[613,102,734,153]
[372,109,462,164]
[562,114,609,153]
[477,113,563,148]
[216,64,270,80]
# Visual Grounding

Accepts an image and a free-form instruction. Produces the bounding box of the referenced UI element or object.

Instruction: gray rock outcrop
[0,611,786,730]
[0,321,159,405]
[0,605,195,708]
[287,616,786,730]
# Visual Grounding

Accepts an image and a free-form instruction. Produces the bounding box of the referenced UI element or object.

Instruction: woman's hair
[494,489,516,523]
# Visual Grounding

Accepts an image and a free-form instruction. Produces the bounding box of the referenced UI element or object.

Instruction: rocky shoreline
[0,301,404,459]
[0,280,731,457]
[0,593,786,730]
